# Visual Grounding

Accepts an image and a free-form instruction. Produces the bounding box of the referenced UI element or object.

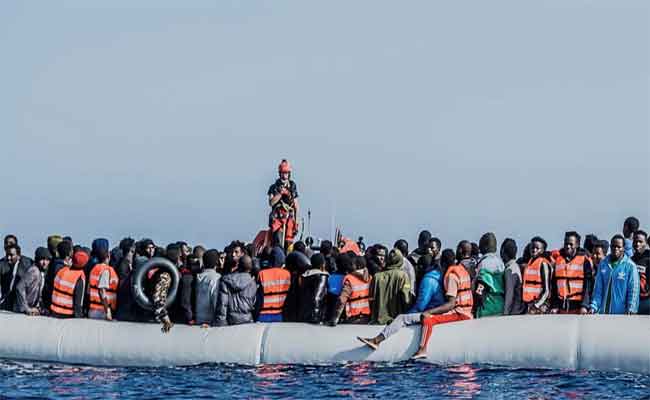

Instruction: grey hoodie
[215,272,257,326]
[195,269,221,325]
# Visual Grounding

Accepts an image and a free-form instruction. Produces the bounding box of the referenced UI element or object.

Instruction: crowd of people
[0,215,646,357]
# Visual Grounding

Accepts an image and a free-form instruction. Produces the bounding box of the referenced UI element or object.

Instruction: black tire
[131,257,180,311]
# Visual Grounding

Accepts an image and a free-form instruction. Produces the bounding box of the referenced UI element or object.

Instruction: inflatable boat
[0,312,648,373]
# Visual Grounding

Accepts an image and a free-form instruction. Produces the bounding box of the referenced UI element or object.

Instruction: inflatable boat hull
[0,312,648,373]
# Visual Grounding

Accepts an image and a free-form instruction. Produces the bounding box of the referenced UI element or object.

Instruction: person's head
[47,235,63,259]
[386,248,403,267]
[57,240,74,262]
[91,238,110,261]
[34,247,52,270]
[353,255,367,272]
[4,244,21,265]
[294,241,307,255]
[417,230,432,250]
[336,253,353,274]
[72,251,90,269]
[633,230,648,255]
[610,234,626,261]
[393,240,409,258]
[270,246,286,268]
[193,245,206,260]
[140,239,156,259]
[470,242,479,258]
[563,231,581,258]
[3,234,18,250]
[203,249,221,271]
[456,240,472,260]
[320,240,333,256]
[278,159,292,181]
[530,236,548,259]
[311,253,326,271]
[373,245,388,267]
[479,233,497,255]
[500,238,517,263]
[166,243,182,266]
[439,249,456,270]
[584,234,598,254]
[429,238,442,257]
[623,217,640,238]
[228,241,246,261]
[238,255,253,274]
[119,237,136,262]
[177,241,191,260]
[418,254,433,271]
[592,240,609,266]
[185,254,201,273]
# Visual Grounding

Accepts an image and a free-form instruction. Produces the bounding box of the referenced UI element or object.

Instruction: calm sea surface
[1,360,649,399]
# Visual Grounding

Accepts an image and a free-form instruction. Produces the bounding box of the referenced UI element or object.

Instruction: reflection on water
[0,359,649,399]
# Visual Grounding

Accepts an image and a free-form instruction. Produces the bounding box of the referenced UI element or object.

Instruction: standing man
[623,217,640,257]
[522,237,553,314]
[502,238,525,315]
[550,232,592,314]
[14,247,52,315]
[590,235,639,315]
[268,159,300,250]
[0,244,33,311]
[50,250,88,318]
[631,230,650,314]
[473,233,505,317]
[87,245,119,320]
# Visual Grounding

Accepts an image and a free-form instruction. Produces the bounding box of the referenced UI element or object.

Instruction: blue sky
[1,1,648,255]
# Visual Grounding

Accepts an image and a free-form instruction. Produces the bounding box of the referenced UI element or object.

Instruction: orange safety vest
[88,263,119,315]
[259,268,291,315]
[51,267,86,316]
[523,257,550,303]
[444,264,473,317]
[343,274,371,318]
[554,254,586,302]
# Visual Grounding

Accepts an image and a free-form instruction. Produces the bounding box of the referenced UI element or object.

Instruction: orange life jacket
[88,263,119,315]
[523,257,550,303]
[51,267,86,316]
[259,268,291,315]
[444,264,473,317]
[553,254,586,302]
[343,274,371,318]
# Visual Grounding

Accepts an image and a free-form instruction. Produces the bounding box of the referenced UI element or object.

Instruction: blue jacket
[590,255,640,314]
[409,268,445,313]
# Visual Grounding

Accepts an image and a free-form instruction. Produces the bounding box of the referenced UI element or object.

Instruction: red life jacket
[343,274,371,318]
[523,257,550,303]
[51,267,86,316]
[88,263,119,316]
[553,254,586,302]
[259,268,291,315]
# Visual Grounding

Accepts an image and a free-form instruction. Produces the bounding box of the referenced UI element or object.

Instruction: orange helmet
[278,159,292,174]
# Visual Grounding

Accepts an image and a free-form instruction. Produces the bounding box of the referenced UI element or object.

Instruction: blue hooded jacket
[590,255,639,314]
[409,267,445,313]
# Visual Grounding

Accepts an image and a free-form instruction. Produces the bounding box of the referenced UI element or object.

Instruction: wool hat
[34,247,52,262]
[72,251,90,268]
[92,238,109,255]
[270,246,286,268]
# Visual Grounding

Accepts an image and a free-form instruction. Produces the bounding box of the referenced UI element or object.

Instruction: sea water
[1,360,649,399]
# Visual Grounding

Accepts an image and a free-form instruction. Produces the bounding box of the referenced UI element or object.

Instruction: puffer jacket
[408,266,444,313]
[215,272,257,326]
[298,269,329,323]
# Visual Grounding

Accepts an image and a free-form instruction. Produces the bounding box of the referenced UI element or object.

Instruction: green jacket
[370,258,412,325]
[475,268,505,318]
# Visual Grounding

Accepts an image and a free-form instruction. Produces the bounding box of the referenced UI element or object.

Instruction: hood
[302,268,329,278]
[222,272,255,293]
[349,268,371,283]
[385,251,404,271]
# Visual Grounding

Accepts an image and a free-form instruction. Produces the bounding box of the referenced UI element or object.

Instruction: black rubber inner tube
[131,257,180,311]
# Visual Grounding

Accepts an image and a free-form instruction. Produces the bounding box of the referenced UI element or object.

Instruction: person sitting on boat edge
[473,233,505,318]
[359,248,473,359]
[215,255,257,326]
[590,235,639,315]
[522,237,553,314]
[50,249,88,319]
[631,230,650,315]
[550,231,592,315]
[13,247,51,316]
[328,255,372,326]
[369,248,413,325]
[256,246,291,323]
[297,253,329,324]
